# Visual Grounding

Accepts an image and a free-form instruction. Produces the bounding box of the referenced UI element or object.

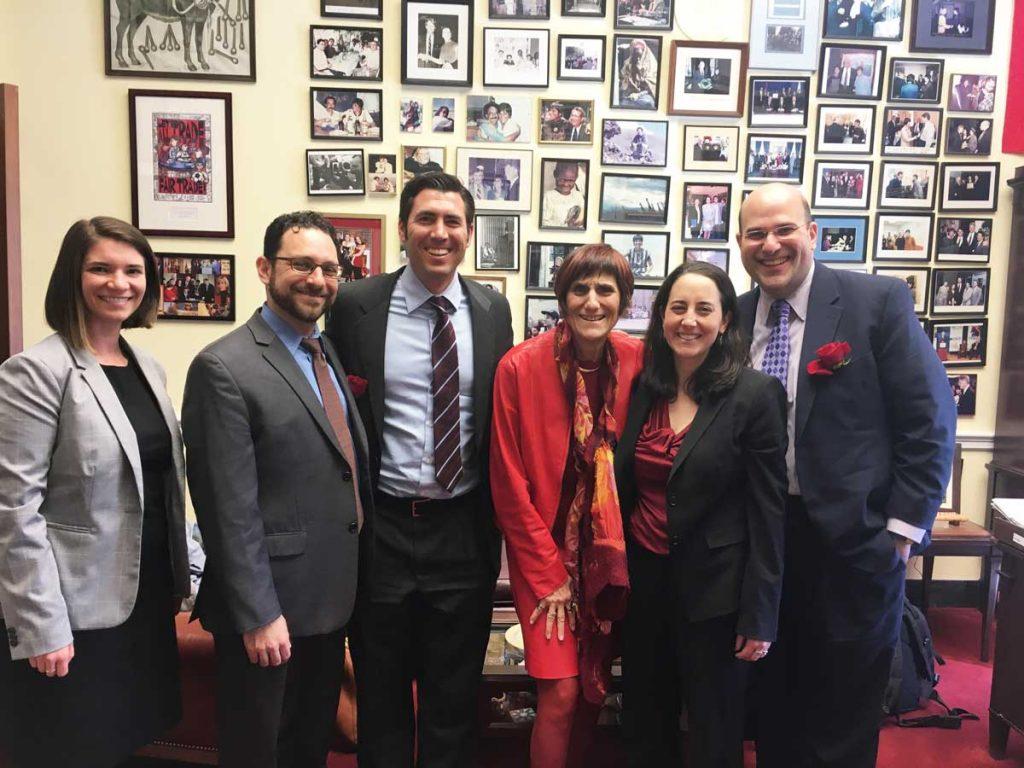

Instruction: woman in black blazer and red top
[614,261,788,767]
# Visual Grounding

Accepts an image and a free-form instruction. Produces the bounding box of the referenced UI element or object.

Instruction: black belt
[377,489,478,517]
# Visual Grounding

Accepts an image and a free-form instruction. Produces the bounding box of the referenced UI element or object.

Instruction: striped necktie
[429,296,463,493]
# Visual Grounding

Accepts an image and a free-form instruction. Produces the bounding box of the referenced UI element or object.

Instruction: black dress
[0,356,181,768]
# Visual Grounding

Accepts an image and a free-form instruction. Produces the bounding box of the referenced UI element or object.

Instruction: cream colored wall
[2,1,1016,578]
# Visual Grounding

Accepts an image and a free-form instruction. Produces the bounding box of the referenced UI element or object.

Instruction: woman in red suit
[490,244,644,768]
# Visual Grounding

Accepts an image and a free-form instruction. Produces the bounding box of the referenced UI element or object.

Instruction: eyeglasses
[274,257,342,280]
[741,222,810,243]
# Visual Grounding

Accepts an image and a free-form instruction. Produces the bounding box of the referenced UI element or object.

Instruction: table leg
[989,712,1010,759]
[982,549,1002,663]
[921,556,935,615]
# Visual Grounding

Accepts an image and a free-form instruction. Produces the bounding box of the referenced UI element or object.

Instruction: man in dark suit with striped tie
[326,172,514,768]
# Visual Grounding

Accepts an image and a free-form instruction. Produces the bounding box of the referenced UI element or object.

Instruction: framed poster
[610,35,662,110]
[667,41,748,117]
[483,27,550,88]
[128,89,234,238]
[748,76,811,127]
[939,162,999,212]
[157,253,235,321]
[683,125,740,173]
[873,266,929,314]
[816,104,875,154]
[909,0,995,54]
[457,147,533,212]
[474,214,521,271]
[322,213,385,279]
[877,160,937,209]
[599,173,670,225]
[602,230,670,280]
[306,149,365,196]
[310,26,382,80]
[873,212,933,260]
[401,0,473,87]
[811,160,872,209]
[749,0,822,71]
[813,215,869,262]
[322,0,383,19]
[557,34,606,81]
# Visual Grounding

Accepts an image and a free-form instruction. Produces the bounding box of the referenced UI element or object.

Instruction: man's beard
[268,277,330,324]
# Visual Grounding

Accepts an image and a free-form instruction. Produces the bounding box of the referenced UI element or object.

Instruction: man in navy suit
[736,184,955,768]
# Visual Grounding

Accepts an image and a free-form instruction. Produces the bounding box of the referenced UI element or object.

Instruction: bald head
[736,183,817,300]
[738,183,812,232]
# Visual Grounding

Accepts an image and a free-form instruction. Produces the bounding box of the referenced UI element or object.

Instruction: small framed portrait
[909,0,995,55]
[474,214,521,271]
[602,119,669,167]
[813,215,869,262]
[873,266,929,314]
[948,74,997,113]
[456,147,533,212]
[880,107,941,157]
[749,0,823,70]
[944,117,994,156]
[931,267,989,315]
[615,286,657,335]
[939,162,1000,212]
[431,98,455,133]
[489,0,550,18]
[816,104,875,154]
[526,241,581,289]
[322,0,383,20]
[745,134,806,184]
[466,95,532,143]
[683,125,740,173]
[366,153,397,196]
[887,57,942,103]
[310,88,382,140]
[310,26,382,80]
[306,149,365,196]
[614,0,673,29]
[610,35,662,110]
[539,99,595,144]
[471,275,508,295]
[539,159,590,230]
[602,230,670,281]
[684,247,730,272]
[873,212,933,260]
[668,41,748,117]
[402,145,446,183]
[599,173,670,225]
[811,160,872,209]
[817,43,886,100]
[401,0,473,87]
[682,183,732,242]
[483,27,550,88]
[324,212,385,280]
[935,216,991,262]
[930,320,986,367]
[525,295,563,338]
[157,254,235,321]
[748,76,811,128]
[948,373,978,416]
[400,98,424,133]
[558,34,606,81]
[877,161,937,209]
[563,0,607,15]
[822,0,905,40]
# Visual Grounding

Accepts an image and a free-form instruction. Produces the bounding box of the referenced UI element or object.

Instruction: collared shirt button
[342,469,353,482]
[348,521,358,534]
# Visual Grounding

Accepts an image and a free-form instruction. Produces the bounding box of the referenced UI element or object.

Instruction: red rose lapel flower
[347,374,368,397]
[807,341,852,377]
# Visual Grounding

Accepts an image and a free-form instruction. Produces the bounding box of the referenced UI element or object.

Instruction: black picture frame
[483,27,551,88]
[939,162,1000,213]
[525,241,582,289]
[879,106,942,157]
[943,116,995,157]
[683,247,730,272]
[747,76,811,128]
[557,34,607,82]
[909,0,995,55]
[524,295,563,339]
[877,160,938,209]
[681,182,733,242]
[156,253,236,322]
[322,0,383,20]
[887,56,943,103]
[947,74,998,113]
[744,133,806,184]
[306,149,366,196]
[822,0,906,40]
[401,0,474,87]
[948,372,978,416]
[309,25,383,81]
[601,119,669,167]
[562,0,607,16]
[873,211,934,261]
[488,0,551,19]
[810,159,873,209]
[873,266,930,315]
[609,34,662,111]
[815,103,876,155]
[474,213,521,271]
[614,0,673,30]
[601,229,671,280]
[934,216,992,262]
[310,87,383,141]
[598,172,671,225]
[817,43,887,101]
[929,319,987,367]
[539,158,590,231]
[930,267,990,315]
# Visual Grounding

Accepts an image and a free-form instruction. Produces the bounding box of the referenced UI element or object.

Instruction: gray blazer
[0,334,190,660]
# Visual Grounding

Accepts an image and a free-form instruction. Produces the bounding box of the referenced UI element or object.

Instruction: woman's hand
[28,643,74,678]
[529,578,576,641]
[734,635,771,662]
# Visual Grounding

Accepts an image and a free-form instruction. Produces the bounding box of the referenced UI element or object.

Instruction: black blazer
[615,368,788,642]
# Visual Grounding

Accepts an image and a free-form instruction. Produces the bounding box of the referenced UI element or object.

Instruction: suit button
[7,627,17,648]
[348,521,358,534]
[342,470,353,482]
[670,536,681,548]
[668,494,677,507]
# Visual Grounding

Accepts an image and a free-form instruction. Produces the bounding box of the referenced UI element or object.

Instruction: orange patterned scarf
[554,321,630,705]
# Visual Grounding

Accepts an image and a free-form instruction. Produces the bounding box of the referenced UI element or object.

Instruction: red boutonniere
[807,341,852,377]
[347,375,368,397]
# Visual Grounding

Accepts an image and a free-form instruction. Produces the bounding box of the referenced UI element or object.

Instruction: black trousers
[754,496,895,768]
[213,628,347,768]
[622,541,749,768]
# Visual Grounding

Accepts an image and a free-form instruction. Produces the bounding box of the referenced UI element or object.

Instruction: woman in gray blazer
[0,217,190,767]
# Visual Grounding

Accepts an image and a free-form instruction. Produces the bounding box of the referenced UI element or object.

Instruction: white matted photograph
[815,104,874,154]
[749,0,822,70]
[558,34,606,81]
[474,214,520,271]
[683,125,739,173]
[874,212,933,260]
[602,119,669,167]
[668,41,748,117]
[873,266,929,314]
[818,43,885,100]
[931,268,989,315]
[878,161,936,209]
[306,149,365,195]
[935,217,991,262]
[880,107,941,157]
[401,0,473,87]
[539,159,590,230]
[745,134,805,184]
[940,163,999,212]
[811,160,872,209]
[748,76,811,127]
[888,57,942,103]
[483,27,550,87]
[456,146,533,212]
[310,26,382,81]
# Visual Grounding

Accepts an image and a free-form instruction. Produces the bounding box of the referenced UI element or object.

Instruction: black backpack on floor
[881,600,978,729]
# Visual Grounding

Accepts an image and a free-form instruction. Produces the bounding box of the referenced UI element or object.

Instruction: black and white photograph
[602,230,670,280]
[817,43,886,100]
[744,134,806,183]
[400,97,424,133]
[539,100,595,144]
[931,267,989,314]
[489,0,550,18]
[944,117,994,156]
[684,247,730,272]
[367,152,397,195]
[749,0,822,70]
[940,162,999,212]
[402,145,446,183]
[748,76,811,127]
[909,0,995,54]
[887,57,943,103]
[764,23,806,53]
[610,35,662,110]
[157,254,235,321]
[601,119,669,167]
[873,266,929,314]
[683,125,740,173]
[935,216,991,262]
[682,183,732,241]
[668,41,748,117]
[525,296,563,338]
[474,214,520,271]
[930,320,986,367]
[813,215,869,262]
[483,27,550,87]
[539,159,590,230]
[948,373,978,416]
[322,0,383,19]
[456,146,533,212]
[306,149,365,196]
[614,0,673,29]
[401,0,473,86]
[563,0,607,16]
[599,173,670,225]
[558,35,606,81]
[466,95,532,143]
[310,26,382,80]
[880,107,941,156]
[823,0,905,39]
[615,286,657,334]
[310,87,382,139]
[878,161,937,209]
[816,104,875,154]
[948,74,997,113]
[432,98,455,132]
[811,160,872,209]
[874,212,933,260]
[526,242,580,289]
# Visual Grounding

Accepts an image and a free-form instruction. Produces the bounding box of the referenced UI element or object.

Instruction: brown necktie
[300,337,363,530]
[429,296,464,493]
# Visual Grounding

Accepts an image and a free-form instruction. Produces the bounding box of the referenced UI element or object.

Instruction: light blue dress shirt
[379,268,476,498]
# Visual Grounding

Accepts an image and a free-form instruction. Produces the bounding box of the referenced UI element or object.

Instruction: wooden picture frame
[156,253,235,321]
[322,212,386,279]
[667,40,748,117]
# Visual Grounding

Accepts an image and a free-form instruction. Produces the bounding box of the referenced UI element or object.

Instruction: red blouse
[630,399,690,556]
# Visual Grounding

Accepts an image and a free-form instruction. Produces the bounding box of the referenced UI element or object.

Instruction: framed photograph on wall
[402,145,446,183]
[526,242,581,289]
[525,295,563,338]
[748,0,822,71]
[683,125,740,173]
[539,99,595,144]
[745,134,805,184]
[539,158,590,230]
[748,76,811,127]
[157,254,235,321]
[939,162,999,212]
[483,27,550,87]
[457,147,533,212]
[488,0,549,18]
[465,95,533,143]
[615,286,657,335]
[558,34,606,81]
[823,0,904,40]
[811,160,872,209]
[128,89,234,238]
[880,107,941,156]
[682,182,732,242]
[471,275,508,295]
[401,0,473,86]
[323,212,385,279]
[322,0,383,19]
[610,35,662,110]
[944,117,994,156]
[909,0,995,55]
[930,267,990,314]
[930,320,986,367]
[816,104,875,154]
[817,43,886,100]
[367,153,397,195]
[310,26,382,80]
[684,247,730,272]
[873,266,929,314]
[563,0,607,16]
[813,215,869,262]
[667,41,748,117]
[873,212,933,260]
[887,57,942,103]
[306,149,365,195]
[614,0,673,29]
[602,119,669,167]
[431,97,455,132]
[935,216,991,262]
[949,372,978,416]
[948,74,997,113]
[105,0,256,81]
[878,160,937,209]
[400,98,424,133]
[599,173,670,225]
[310,87,382,140]
[602,230,670,280]
[474,214,521,271]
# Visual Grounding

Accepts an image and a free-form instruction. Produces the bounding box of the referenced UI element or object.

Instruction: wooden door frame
[0,83,22,361]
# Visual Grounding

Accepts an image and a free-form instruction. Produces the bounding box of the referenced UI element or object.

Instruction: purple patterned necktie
[761,299,791,389]
[429,296,464,493]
